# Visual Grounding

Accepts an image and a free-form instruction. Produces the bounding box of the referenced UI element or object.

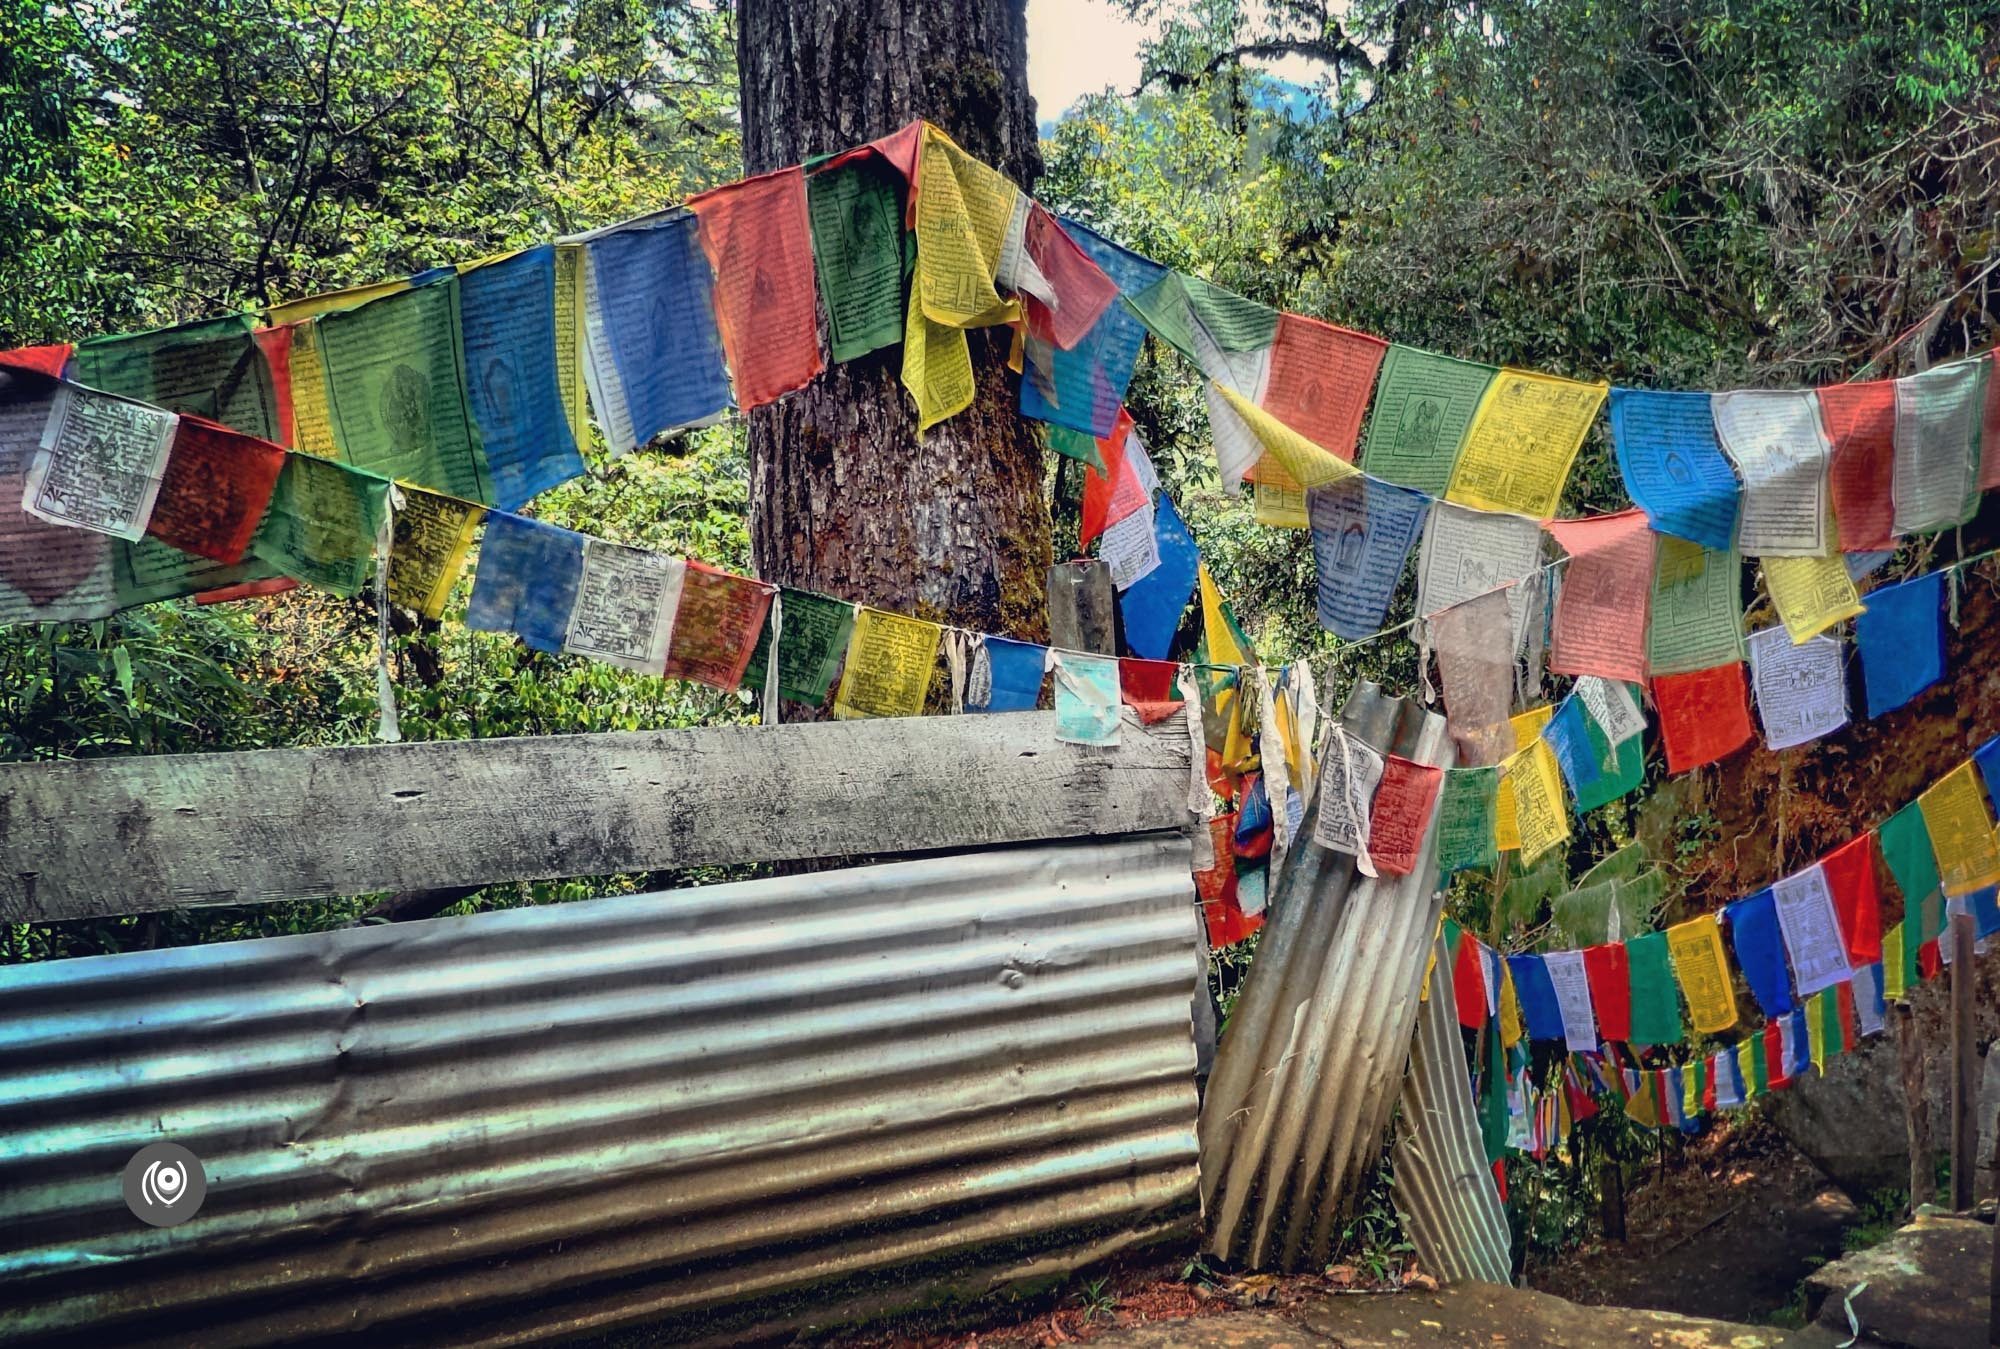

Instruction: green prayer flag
[1647,537,1745,675]
[318,275,490,502]
[72,313,282,443]
[1358,345,1496,495]
[1045,424,1105,471]
[807,159,905,361]
[114,537,276,609]
[1819,984,1847,1056]
[1749,1034,1769,1095]
[250,454,391,597]
[1690,1056,1707,1105]
[1572,695,1646,812]
[1125,270,1277,363]
[1479,1015,1509,1163]
[1625,931,1686,1045]
[1880,801,1943,912]
[742,589,857,705]
[1435,765,1500,875]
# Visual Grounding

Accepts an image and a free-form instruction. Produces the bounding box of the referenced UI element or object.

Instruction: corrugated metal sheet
[1198,683,1454,1271]
[1392,933,1512,1285]
[0,834,1201,1347]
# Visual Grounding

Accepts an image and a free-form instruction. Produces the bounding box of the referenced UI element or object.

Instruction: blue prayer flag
[1608,388,1741,552]
[1724,889,1795,1018]
[460,245,586,510]
[466,512,585,653]
[1021,220,1166,438]
[1787,1009,1814,1076]
[1308,474,1430,640]
[1544,697,1603,798]
[1855,570,1946,717]
[1976,736,2000,813]
[969,635,1047,712]
[1969,887,2000,940]
[584,213,731,451]
[1119,494,1199,659]
[1507,954,1568,1043]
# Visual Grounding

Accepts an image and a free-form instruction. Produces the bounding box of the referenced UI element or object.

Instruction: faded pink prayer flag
[1261,312,1388,461]
[1429,586,1517,766]
[1546,509,1655,684]
[689,166,825,409]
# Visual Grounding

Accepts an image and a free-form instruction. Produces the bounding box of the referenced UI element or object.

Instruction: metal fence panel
[0,834,1200,1347]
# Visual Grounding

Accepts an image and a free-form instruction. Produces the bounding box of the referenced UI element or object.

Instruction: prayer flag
[1919,762,2000,895]
[147,416,287,566]
[1714,1049,1745,1110]
[1666,913,1738,1033]
[690,166,823,408]
[1118,655,1179,717]
[248,454,390,598]
[1080,407,1152,546]
[1258,311,1387,463]
[1651,661,1754,774]
[1976,734,2000,811]
[1369,754,1444,877]
[1570,679,1648,811]
[664,562,773,690]
[1855,570,1946,717]
[1546,509,1656,684]
[1499,963,1525,1047]
[1501,736,1570,863]
[1447,369,1609,517]
[1607,387,1741,552]
[1648,536,1745,675]
[1710,390,1834,556]
[1308,474,1430,640]
[1822,832,1885,965]
[1021,219,1165,438]
[1508,954,1568,1043]
[1359,345,1495,495]
[72,313,283,445]
[1881,800,1943,910]
[1435,765,1500,875]
[1853,963,1887,1038]
[834,607,942,719]
[1892,360,1986,535]
[466,512,585,652]
[1746,625,1848,750]
[1212,383,1361,489]
[1313,726,1385,857]
[1625,930,1685,1045]
[1543,949,1599,1052]
[386,489,482,620]
[0,344,71,378]
[1453,930,1488,1030]
[563,541,682,673]
[1884,923,1908,1002]
[1430,586,1518,766]
[1763,552,1863,643]
[1126,269,1276,368]
[1582,942,1633,1042]
[1196,813,1258,948]
[1118,494,1198,659]
[457,245,587,509]
[743,590,855,707]
[901,276,973,431]
[1726,889,1796,1018]
[806,153,906,362]
[1416,499,1545,652]
[967,636,1048,712]
[1017,202,1119,350]
[0,383,118,624]
[1543,696,1603,799]
[1771,863,1855,997]
[1052,651,1122,746]
[1816,380,1898,553]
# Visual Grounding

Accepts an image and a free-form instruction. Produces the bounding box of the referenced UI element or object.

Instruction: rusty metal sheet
[0,834,1201,1346]
[1198,682,1454,1271]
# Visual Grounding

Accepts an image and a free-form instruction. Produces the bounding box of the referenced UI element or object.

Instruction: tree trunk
[737,0,1053,678]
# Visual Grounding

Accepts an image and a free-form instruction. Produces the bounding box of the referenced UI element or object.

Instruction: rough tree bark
[737,0,1052,670]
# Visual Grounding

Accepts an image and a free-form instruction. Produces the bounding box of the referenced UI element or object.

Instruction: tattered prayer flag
[1746,625,1848,751]
[1710,390,1834,557]
[967,635,1048,712]
[1053,651,1122,746]
[1582,942,1633,1042]
[1625,930,1685,1045]
[1919,762,2000,895]
[580,212,732,454]
[1546,509,1655,684]
[743,589,855,706]
[1763,553,1863,643]
[1258,311,1387,463]
[664,562,773,690]
[1855,570,1946,717]
[466,512,585,652]
[689,167,824,409]
[1308,474,1429,640]
[1080,406,1150,545]
[1430,586,1517,765]
[1021,219,1164,438]
[146,416,287,565]
[834,607,942,720]
[1118,656,1178,712]
[73,313,283,446]
[1446,369,1608,517]
[1823,832,1885,966]
[1725,889,1796,1019]
[1196,813,1256,948]
[1212,383,1361,490]
[1501,737,1569,863]
[1360,346,1495,495]
[1892,360,1986,535]
[0,344,71,378]
[249,454,390,598]
[1017,203,1118,351]
[1369,754,1443,877]
[386,489,482,620]
[1648,536,1745,675]
[1816,380,1898,553]
[1435,765,1500,875]
[1416,500,1545,653]
[1771,863,1854,998]
[456,246,586,509]
[1651,661,1754,774]
[1507,955,1567,1043]
[1119,495,1198,660]
[1666,913,1738,1033]
[1607,387,1741,553]
[1543,949,1599,1052]
[806,154,905,362]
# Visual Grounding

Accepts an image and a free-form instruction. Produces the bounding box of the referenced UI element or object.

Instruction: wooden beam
[1951,910,1979,1212]
[0,710,1191,924]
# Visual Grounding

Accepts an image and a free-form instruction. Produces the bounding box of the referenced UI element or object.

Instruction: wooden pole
[1598,1158,1626,1242]
[1950,911,1977,1212]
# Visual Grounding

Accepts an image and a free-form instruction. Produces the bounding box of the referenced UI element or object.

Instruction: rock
[1765,1033,1920,1198]
[1802,1212,1992,1349]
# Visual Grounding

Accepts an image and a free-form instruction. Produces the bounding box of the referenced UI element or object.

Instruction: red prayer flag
[1821,831,1885,965]
[251,324,298,449]
[147,417,288,565]
[1453,934,1486,1030]
[1920,937,1943,980]
[1765,1019,1790,1089]
[1981,351,2000,490]
[1835,981,1858,1051]
[664,561,774,691]
[1582,942,1633,1043]
[196,577,298,605]
[1260,312,1389,461]
[1023,206,1117,351]
[0,344,71,378]
[1118,656,1182,723]
[1566,1067,1600,1124]
[1545,509,1656,684]
[1368,753,1443,877]
[1080,406,1148,545]
[1651,662,1755,774]
[1197,812,1260,948]
[689,166,824,409]
[1816,381,1897,553]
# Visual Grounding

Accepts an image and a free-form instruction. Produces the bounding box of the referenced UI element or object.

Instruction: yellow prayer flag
[1493,767,1521,853]
[1918,762,2000,895]
[1510,705,1554,747]
[1762,553,1863,643]
[387,491,484,620]
[1251,465,1311,528]
[268,275,415,326]
[901,283,976,432]
[1806,991,1829,1074]
[1884,924,1907,1002]
[1501,736,1569,862]
[1500,965,1524,1048]
[1213,383,1362,491]
[1624,1071,1659,1128]
[1199,565,1250,668]
[914,124,1017,330]
[833,607,943,720]
[286,320,341,460]
[1736,1041,1757,1097]
[552,244,593,449]
[1665,914,1738,1033]
[1445,369,1609,517]
[1682,1067,1700,1120]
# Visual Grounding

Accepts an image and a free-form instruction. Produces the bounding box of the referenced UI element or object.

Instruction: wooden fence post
[1950,911,1977,1212]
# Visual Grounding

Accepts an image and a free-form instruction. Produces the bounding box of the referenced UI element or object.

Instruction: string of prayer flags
[1648,537,1745,675]
[1747,625,1848,750]
[664,562,773,690]
[805,152,906,362]
[1307,474,1430,640]
[1546,510,1655,684]
[1435,765,1500,875]
[145,416,288,566]
[1416,500,1544,649]
[1816,380,1898,553]
[1507,955,1568,1043]
[24,383,176,542]
[1855,569,1947,716]
[1020,219,1164,438]
[1118,495,1199,660]
[1542,949,1599,1051]
[1052,651,1122,746]
[834,607,942,720]
[1665,913,1738,1033]
[1763,552,1863,643]
[1918,762,2000,895]
[457,245,587,509]
[965,635,1049,712]
[1771,863,1855,997]
[688,166,824,409]
[1500,736,1570,863]
[1710,390,1834,556]
[1359,347,1494,495]
[1607,388,1741,552]
[1582,942,1633,1042]
[71,312,284,446]
[1258,312,1388,464]
[579,213,732,455]
[1892,359,1986,534]
[564,541,683,674]
[386,489,482,620]
[1624,930,1687,1045]
[1726,889,1797,1018]
[1822,832,1885,966]
[1446,369,1608,517]
[248,453,391,599]
[744,589,855,706]
[1651,661,1754,774]
[1429,586,1517,765]
[465,512,585,652]
[1368,754,1443,877]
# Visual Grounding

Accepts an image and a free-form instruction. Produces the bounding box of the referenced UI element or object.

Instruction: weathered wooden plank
[0,710,1191,923]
